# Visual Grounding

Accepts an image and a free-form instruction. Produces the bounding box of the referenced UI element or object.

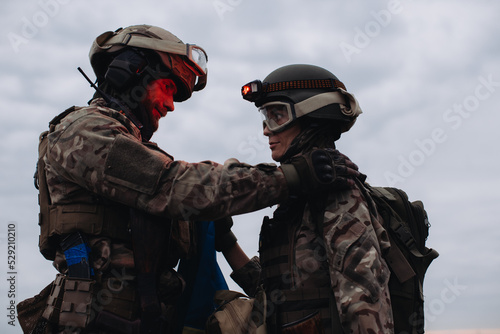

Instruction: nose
[263,122,272,136]
[164,98,175,112]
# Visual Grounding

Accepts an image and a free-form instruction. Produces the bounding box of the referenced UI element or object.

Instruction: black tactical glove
[213,217,238,252]
[281,149,363,195]
[331,149,366,185]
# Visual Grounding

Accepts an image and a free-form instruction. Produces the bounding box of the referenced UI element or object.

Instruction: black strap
[49,106,76,128]
[129,209,171,333]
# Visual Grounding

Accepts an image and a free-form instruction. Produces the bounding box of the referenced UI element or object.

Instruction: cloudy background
[1,0,499,332]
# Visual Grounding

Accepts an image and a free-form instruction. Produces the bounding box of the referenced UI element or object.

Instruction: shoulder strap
[49,106,76,129]
[309,194,344,334]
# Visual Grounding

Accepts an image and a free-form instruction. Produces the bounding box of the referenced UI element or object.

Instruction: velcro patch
[104,134,168,195]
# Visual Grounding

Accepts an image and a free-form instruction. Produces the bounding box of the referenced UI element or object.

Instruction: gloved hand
[213,217,238,252]
[331,149,366,186]
[281,149,363,195]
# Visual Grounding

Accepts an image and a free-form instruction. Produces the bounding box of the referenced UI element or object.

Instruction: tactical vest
[258,199,338,333]
[35,107,131,261]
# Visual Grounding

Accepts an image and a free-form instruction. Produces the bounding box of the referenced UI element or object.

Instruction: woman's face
[263,122,301,161]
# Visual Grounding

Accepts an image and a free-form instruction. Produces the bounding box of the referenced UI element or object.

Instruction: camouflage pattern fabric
[323,184,393,333]
[45,98,288,221]
[40,98,289,331]
[231,181,394,333]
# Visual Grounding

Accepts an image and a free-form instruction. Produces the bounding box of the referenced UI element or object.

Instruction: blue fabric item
[64,243,90,266]
[177,221,228,331]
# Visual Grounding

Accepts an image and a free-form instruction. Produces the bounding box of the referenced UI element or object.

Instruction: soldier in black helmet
[219,64,394,333]
[17,26,361,334]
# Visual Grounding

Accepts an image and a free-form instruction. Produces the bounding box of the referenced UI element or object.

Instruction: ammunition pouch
[41,274,96,330]
[59,277,96,329]
[41,274,65,324]
[22,269,182,333]
[39,272,141,332]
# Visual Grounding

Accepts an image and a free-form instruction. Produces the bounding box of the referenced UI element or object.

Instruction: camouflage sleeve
[322,187,394,333]
[46,108,288,221]
[230,256,262,297]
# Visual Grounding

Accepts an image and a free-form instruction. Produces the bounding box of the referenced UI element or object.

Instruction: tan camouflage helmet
[89,24,208,102]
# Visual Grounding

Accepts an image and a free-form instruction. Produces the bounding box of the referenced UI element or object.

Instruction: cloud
[1,1,500,332]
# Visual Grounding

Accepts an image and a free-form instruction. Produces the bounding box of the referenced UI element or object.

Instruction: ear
[105,49,148,91]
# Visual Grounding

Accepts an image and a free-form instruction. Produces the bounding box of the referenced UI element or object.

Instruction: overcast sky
[1,1,499,332]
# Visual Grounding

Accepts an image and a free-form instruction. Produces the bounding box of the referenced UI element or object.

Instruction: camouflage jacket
[45,98,288,220]
[231,181,394,333]
[44,98,288,274]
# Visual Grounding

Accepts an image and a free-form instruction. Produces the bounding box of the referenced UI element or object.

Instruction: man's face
[142,78,177,132]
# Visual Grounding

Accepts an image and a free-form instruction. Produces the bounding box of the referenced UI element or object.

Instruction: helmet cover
[89,24,207,102]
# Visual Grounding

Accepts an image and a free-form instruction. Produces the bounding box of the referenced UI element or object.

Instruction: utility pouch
[95,311,140,334]
[101,276,139,321]
[281,311,324,334]
[58,277,96,329]
[42,274,66,324]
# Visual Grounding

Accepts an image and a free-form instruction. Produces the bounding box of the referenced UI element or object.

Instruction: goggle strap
[294,91,362,118]
[104,33,186,54]
[264,79,346,93]
[103,33,206,75]
[193,73,208,91]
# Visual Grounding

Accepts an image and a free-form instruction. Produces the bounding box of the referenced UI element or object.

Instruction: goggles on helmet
[257,90,363,133]
[94,31,208,77]
[184,44,208,76]
[258,101,295,132]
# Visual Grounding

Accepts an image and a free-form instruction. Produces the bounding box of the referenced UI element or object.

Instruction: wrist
[215,230,237,253]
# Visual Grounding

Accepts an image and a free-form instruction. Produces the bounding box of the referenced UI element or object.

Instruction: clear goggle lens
[258,102,294,132]
[185,44,208,76]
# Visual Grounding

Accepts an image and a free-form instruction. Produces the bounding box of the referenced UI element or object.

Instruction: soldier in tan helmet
[219,64,394,333]
[17,26,362,333]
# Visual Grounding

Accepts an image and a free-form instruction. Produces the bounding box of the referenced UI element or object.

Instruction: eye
[165,82,177,93]
[269,108,287,123]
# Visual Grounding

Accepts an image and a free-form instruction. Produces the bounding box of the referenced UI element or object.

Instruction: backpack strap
[366,186,419,283]
[309,195,345,334]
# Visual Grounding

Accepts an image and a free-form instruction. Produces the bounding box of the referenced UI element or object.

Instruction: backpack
[366,186,439,334]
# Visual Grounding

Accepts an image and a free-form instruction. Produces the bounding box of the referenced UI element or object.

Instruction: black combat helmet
[242,64,362,133]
